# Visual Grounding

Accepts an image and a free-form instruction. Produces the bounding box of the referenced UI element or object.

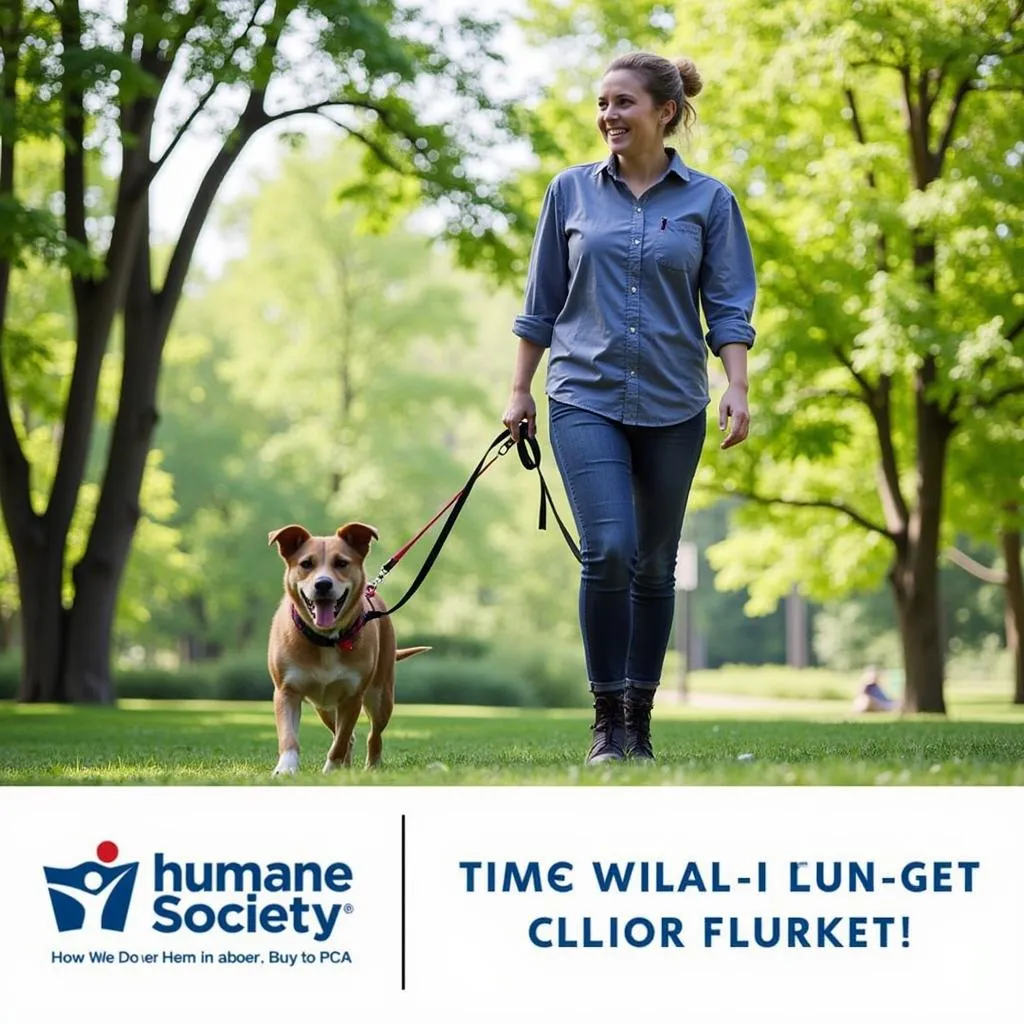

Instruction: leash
[361,423,581,626]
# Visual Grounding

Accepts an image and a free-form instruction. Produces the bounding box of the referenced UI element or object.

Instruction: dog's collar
[290,593,376,652]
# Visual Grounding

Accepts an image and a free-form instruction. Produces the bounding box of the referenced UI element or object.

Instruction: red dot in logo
[96,841,118,863]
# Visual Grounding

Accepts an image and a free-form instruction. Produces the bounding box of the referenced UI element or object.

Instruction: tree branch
[972,82,1024,93]
[60,0,89,305]
[1006,313,1024,342]
[848,57,907,73]
[934,76,974,175]
[843,86,888,266]
[971,382,1024,411]
[871,374,909,531]
[0,0,37,547]
[148,1,264,180]
[790,387,864,404]
[828,342,874,399]
[312,113,409,174]
[844,87,869,147]
[900,63,933,188]
[844,86,878,191]
[945,547,1007,586]
[712,486,892,539]
[156,91,269,331]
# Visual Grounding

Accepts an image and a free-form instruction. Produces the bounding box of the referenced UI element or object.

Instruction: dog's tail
[396,646,431,662]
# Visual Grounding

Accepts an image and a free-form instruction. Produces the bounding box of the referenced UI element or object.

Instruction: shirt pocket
[654,221,703,274]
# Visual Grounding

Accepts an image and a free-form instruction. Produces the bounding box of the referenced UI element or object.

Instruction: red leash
[365,434,516,596]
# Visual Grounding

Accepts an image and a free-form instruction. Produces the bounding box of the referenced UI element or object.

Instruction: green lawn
[1,695,1022,785]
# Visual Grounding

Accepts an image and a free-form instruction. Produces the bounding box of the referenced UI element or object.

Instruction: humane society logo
[43,841,354,942]
[44,841,139,933]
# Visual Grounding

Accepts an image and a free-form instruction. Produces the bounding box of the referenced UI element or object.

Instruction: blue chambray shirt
[513,149,757,426]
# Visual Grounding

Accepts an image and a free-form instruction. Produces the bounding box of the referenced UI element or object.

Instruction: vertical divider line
[401,812,407,991]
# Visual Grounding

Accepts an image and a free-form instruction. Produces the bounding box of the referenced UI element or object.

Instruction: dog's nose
[313,577,334,596]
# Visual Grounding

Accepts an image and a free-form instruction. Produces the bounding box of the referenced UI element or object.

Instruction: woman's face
[596,69,673,158]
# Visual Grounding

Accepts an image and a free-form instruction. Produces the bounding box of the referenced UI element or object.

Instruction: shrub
[214,653,273,701]
[396,656,536,707]
[0,637,589,708]
[404,634,491,660]
[115,667,213,700]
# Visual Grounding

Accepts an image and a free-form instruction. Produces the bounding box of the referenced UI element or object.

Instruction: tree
[685,0,1024,712]
[0,0,518,702]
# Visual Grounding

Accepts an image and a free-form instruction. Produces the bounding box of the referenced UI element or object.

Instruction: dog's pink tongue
[314,600,336,628]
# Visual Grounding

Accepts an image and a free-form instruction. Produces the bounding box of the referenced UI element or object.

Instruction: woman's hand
[719,383,750,449]
[503,389,537,442]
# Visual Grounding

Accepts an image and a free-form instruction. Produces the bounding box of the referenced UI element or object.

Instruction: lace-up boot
[585,692,626,765]
[624,684,656,761]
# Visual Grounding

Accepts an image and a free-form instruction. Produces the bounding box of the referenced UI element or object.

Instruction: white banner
[0,787,1019,1023]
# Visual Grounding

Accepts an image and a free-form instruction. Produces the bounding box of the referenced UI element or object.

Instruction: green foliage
[673,0,1024,608]
[150,135,585,663]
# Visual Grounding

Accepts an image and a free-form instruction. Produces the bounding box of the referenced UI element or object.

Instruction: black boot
[624,684,656,761]
[585,692,626,765]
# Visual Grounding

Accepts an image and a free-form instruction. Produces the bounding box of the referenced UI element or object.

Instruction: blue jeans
[548,399,705,694]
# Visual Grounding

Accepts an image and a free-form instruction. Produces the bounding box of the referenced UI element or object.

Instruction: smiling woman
[503,51,757,766]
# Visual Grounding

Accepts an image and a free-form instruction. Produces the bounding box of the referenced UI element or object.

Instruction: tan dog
[267,522,428,775]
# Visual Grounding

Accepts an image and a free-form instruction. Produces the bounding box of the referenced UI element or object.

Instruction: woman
[503,51,756,765]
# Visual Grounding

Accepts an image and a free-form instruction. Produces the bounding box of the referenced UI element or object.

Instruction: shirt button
[629,326,636,333]
[631,286,637,293]
[635,207,641,213]
[633,239,639,245]
[630,370,636,376]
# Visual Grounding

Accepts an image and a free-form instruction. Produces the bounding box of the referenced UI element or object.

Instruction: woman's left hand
[719,384,750,449]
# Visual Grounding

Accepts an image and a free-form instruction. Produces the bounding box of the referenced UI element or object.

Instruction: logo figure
[44,841,139,932]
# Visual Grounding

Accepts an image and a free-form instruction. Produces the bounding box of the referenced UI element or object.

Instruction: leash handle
[514,431,581,563]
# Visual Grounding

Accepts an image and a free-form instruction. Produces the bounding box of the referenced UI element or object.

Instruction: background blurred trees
[1,0,1019,710]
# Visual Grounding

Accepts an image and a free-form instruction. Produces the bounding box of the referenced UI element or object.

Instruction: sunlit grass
[1,696,1022,785]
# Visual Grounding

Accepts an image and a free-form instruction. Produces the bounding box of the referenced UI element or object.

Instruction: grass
[1,689,1023,785]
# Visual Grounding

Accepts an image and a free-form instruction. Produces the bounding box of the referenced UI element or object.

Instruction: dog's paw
[273,751,300,776]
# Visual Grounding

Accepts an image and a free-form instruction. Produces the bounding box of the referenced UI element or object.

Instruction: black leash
[513,430,582,564]
[362,425,580,625]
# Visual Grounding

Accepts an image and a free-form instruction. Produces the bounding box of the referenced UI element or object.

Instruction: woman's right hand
[503,390,537,442]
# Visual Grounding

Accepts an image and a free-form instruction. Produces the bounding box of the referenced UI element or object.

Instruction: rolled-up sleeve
[512,178,569,347]
[700,188,757,354]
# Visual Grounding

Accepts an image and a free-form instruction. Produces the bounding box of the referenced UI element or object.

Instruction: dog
[267,522,428,774]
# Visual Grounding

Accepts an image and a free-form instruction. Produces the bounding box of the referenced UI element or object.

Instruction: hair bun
[675,58,703,98]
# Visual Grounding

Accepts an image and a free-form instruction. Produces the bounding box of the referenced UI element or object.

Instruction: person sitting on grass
[852,665,898,713]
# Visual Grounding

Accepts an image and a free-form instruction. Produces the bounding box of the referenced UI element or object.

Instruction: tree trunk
[891,558,946,714]
[61,237,166,703]
[15,534,70,701]
[892,358,951,714]
[1003,526,1024,704]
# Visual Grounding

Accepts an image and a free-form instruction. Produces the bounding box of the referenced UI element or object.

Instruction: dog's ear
[268,525,312,560]
[336,522,379,558]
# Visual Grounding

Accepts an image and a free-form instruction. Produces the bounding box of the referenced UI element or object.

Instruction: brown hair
[604,52,703,135]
